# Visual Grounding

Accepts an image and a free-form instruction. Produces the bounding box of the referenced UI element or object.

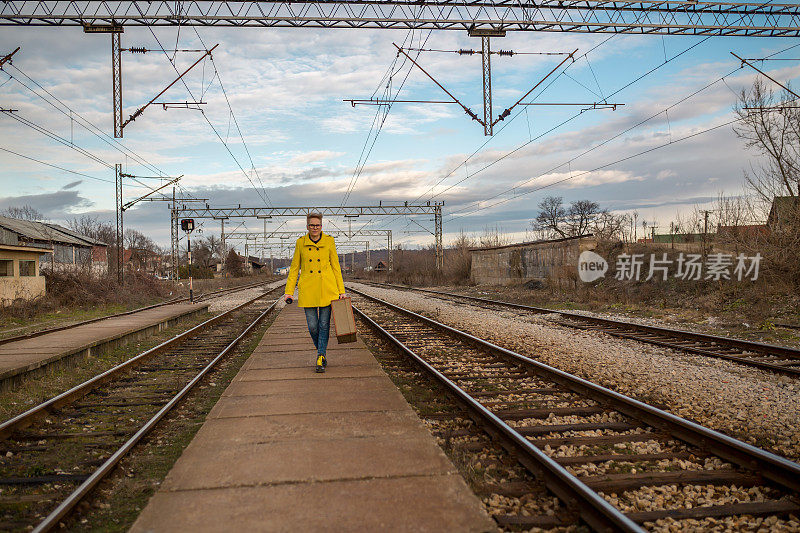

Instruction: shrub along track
[350,288,800,532]
[364,283,800,378]
[0,286,283,532]
[0,277,278,347]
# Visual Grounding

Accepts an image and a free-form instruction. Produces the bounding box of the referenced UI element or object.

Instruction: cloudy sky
[1,22,799,254]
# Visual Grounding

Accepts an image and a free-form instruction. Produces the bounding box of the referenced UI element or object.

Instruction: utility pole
[115,163,123,283]
[181,219,195,302]
[702,210,711,259]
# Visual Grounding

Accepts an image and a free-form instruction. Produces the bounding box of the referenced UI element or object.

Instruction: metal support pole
[434,203,443,271]
[481,36,492,136]
[187,231,193,302]
[388,230,393,273]
[111,32,123,138]
[366,241,370,273]
[171,187,178,281]
[115,163,124,283]
[221,219,226,277]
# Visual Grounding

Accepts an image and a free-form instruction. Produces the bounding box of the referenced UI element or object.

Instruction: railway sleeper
[582,469,762,492]
[626,499,800,524]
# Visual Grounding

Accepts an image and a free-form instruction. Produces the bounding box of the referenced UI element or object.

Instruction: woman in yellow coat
[283,212,346,373]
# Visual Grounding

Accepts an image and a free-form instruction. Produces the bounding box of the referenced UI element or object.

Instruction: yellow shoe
[316,354,325,373]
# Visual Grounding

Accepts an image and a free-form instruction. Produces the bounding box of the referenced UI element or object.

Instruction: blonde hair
[306,212,323,224]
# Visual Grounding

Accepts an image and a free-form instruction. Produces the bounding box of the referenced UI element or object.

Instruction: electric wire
[445,67,742,220]
[339,1,450,207]
[0,146,119,185]
[4,65,169,179]
[191,26,274,207]
[1,110,115,169]
[447,115,747,222]
[431,16,774,222]
[136,19,274,207]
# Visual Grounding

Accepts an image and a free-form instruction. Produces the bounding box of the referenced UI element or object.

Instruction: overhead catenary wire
[424,11,775,218]
[3,64,170,179]
[445,67,744,220]
[339,1,449,207]
[136,20,274,207]
[1,110,114,169]
[191,26,274,208]
[0,145,131,186]
[447,115,748,222]
[367,28,635,235]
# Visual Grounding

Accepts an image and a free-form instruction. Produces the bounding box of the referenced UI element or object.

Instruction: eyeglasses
[308,224,322,228]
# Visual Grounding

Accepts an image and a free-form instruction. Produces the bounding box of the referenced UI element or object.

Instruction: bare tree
[66,215,115,245]
[593,210,628,241]
[205,235,224,260]
[124,229,157,253]
[533,196,605,238]
[533,196,567,238]
[734,78,799,211]
[192,241,214,269]
[478,225,511,248]
[1,205,46,221]
[225,248,245,277]
[564,199,600,237]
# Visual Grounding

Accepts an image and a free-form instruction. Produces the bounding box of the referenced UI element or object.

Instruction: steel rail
[0,278,276,346]
[350,287,800,494]
[32,294,280,532]
[0,285,283,440]
[371,283,800,375]
[353,299,644,532]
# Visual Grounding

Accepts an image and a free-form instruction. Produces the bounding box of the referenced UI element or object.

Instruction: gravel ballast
[350,283,800,462]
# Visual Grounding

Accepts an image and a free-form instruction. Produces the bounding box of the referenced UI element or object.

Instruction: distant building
[0,243,52,305]
[246,256,265,273]
[716,224,769,241]
[767,196,799,229]
[652,233,705,244]
[0,216,108,276]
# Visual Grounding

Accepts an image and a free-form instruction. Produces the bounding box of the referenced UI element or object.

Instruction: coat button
[309,259,312,262]
[317,259,320,261]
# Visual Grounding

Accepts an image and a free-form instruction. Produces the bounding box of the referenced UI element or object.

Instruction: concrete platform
[131,303,497,533]
[0,302,209,388]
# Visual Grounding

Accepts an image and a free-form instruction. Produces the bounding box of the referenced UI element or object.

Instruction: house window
[19,260,36,277]
[0,260,12,277]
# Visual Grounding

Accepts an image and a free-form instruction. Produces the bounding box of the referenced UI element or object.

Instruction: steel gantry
[169,203,437,278]
[2,1,800,36]
[224,229,392,272]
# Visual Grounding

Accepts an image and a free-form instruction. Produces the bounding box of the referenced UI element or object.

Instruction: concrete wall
[0,247,47,305]
[470,236,595,286]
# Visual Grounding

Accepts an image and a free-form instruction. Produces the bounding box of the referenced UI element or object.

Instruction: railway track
[0,286,282,532]
[364,282,800,378]
[0,277,278,347]
[350,288,800,531]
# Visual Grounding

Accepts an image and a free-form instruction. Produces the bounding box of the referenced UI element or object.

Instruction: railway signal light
[181,218,195,232]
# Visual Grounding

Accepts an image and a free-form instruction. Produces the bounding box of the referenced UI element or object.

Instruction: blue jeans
[304,305,331,356]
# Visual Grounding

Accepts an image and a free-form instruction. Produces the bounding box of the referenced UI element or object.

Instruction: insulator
[129,47,148,54]
[497,50,514,56]
[457,49,475,55]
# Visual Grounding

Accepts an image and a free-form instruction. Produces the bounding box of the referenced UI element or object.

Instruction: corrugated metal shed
[0,216,106,247]
[45,223,108,246]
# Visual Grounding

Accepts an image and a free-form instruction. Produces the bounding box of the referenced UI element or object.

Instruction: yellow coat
[285,233,345,308]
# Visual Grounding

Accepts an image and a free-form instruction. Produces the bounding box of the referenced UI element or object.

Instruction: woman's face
[307,217,322,239]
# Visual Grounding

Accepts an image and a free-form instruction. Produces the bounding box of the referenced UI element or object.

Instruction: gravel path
[351,282,800,462]
[205,281,285,313]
